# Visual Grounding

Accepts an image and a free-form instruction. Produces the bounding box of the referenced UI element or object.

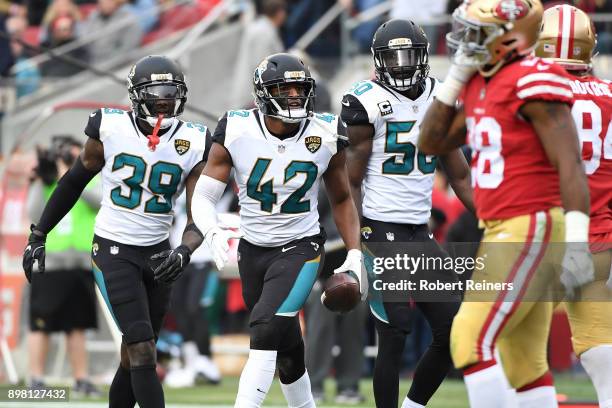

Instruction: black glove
[23,224,47,283]
[151,245,192,284]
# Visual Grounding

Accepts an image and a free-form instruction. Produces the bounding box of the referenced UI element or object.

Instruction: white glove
[334,249,367,300]
[204,226,243,271]
[560,211,594,299]
[435,60,478,106]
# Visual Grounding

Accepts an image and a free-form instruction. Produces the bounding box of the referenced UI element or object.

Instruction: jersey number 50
[111,153,183,213]
[383,121,437,175]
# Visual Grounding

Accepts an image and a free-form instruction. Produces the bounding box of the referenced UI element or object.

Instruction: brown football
[321,272,361,313]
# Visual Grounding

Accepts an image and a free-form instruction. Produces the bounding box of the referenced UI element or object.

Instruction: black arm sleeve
[212,113,228,145]
[36,158,99,234]
[84,109,102,140]
[336,117,349,152]
[340,94,370,126]
[202,128,213,161]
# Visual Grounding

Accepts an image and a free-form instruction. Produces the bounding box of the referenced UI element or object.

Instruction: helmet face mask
[127,56,188,128]
[447,9,504,67]
[446,0,543,77]
[253,53,316,123]
[371,20,430,91]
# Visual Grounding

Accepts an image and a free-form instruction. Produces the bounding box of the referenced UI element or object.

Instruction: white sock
[401,396,426,408]
[280,370,316,408]
[516,386,557,408]
[234,349,277,408]
[182,341,199,369]
[464,362,513,408]
[581,345,612,408]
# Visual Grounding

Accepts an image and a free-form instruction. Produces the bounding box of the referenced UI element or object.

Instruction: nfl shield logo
[278,144,286,153]
[305,136,322,153]
[110,245,119,255]
[386,232,395,241]
[174,139,190,155]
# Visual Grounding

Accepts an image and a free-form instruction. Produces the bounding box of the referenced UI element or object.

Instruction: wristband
[565,211,589,243]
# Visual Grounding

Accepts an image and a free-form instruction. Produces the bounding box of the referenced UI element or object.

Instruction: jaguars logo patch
[305,136,322,153]
[175,139,190,155]
[361,226,372,240]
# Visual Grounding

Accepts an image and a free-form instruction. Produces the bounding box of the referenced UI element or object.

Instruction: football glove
[334,249,367,301]
[204,227,243,271]
[151,245,192,284]
[560,211,594,299]
[23,224,46,283]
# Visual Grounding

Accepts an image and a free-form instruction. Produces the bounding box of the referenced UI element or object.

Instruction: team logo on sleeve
[174,139,191,155]
[305,136,322,153]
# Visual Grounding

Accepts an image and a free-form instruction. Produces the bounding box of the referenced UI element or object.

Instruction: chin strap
[147,114,163,151]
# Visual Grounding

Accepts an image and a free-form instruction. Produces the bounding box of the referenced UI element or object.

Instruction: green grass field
[157,373,597,407]
[2,373,597,408]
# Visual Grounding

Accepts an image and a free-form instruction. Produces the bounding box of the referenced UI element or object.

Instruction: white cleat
[194,355,222,384]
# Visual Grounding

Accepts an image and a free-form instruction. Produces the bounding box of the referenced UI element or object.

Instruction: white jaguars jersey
[85,108,209,245]
[215,109,345,247]
[341,78,439,224]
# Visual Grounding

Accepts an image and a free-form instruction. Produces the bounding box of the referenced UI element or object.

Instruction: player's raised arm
[191,114,241,271]
[22,136,105,282]
[418,62,474,155]
[439,148,474,213]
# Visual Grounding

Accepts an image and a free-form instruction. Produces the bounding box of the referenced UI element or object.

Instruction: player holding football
[341,19,473,408]
[536,6,612,407]
[418,1,593,407]
[191,53,361,408]
[22,56,211,408]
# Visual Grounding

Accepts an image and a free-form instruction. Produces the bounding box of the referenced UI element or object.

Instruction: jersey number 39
[111,153,183,213]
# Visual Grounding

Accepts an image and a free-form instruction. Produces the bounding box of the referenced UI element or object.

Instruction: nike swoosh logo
[428,233,434,239]
[90,112,97,117]
[256,388,266,394]
[341,100,350,106]
[281,245,296,253]
[536,64,550,71]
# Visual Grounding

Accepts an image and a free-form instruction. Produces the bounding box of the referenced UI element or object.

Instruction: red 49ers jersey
[462,57,573,220]
[569,75,612,248]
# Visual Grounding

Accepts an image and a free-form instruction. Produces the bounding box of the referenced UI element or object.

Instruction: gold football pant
[450,208,564,389]
[565,249,612,356]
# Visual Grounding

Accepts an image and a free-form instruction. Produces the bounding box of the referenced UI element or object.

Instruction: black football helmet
[253,53,316,123]
[127,55,187,128]
[372,19,430,90]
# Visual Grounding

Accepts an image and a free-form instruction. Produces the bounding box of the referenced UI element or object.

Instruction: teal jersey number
[383,121,437,175]
[247,159,318,214]
[349,81,373,96]
[111,154,146,209]
[247,159,277,212]
[110,153,183,213]
[282,161,318,213]
[145,161,183,213]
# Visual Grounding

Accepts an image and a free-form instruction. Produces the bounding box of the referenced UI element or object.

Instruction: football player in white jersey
[22,56,211,408]
[341,20,474,408]
[191,53,361,408]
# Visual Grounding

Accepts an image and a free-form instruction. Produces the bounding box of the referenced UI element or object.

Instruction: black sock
[373,322,406,408]
[407,301,459,405]
[130,364,165,408]
[109,365,136,408]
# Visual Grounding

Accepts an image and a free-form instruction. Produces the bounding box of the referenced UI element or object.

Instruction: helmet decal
[495,0,529,21]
